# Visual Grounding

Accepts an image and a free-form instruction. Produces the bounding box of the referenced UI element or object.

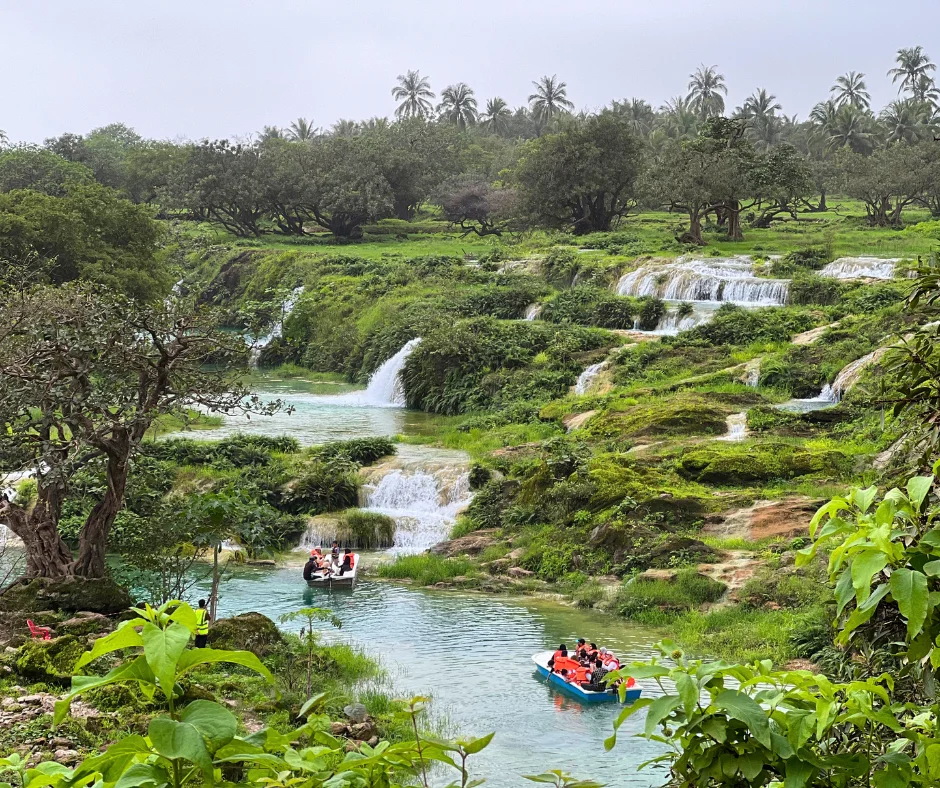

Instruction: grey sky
[3,0,938,143]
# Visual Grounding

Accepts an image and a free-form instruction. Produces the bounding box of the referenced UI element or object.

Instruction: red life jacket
[349,554,356,568]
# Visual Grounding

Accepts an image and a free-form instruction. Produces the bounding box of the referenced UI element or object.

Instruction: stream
[170,357,669,785]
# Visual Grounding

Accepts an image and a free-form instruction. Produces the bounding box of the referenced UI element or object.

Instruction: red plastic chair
[27,620,51,640]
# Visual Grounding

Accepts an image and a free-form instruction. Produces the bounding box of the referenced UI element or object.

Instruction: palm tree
[331,119,360,138]
[879,99,929,143]
[437,83,478,130]
[528,75,574,125]
[257,125,284,142]
[687,64,727,119]
[739,89,782,148]
[287,117,316,141]
[610,98,656,135]
[827,105,875,153]
[392,70,435,119]
[0,129,7,147]
[831,72,871,109]
[659,95,700,140]
[888,46,936,96]
[481,97,512,135]
[911,73,940,105]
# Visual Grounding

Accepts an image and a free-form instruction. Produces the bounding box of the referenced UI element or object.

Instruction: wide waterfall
[819,257,899,280]
[524,304,542,321]
[361,467,472,552]
[616,257,790,306]
[250,286,305,365]
[575,361,608,395]
[359,338,422,407]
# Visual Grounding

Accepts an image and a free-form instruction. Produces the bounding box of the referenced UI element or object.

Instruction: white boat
[305,553,359,588]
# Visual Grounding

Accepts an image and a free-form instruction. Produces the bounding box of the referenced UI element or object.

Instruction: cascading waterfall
[575,361,608,395]
[819,257,899,281]
[778,347,889,411]
[744,358,761,388]
[524,304,542,321]
[250,286,305,365]
[359,338,422,407]
[616,257,790,306]
[718,412,748,442]
[360,468,472,552]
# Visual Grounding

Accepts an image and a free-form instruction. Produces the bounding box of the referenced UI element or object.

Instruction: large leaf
[177,648,274,684]
[890,568,930,638]
[907,475,934,510]
[643,695,682,738]
[148,717,213,781]
[75,624,145,671]
[674,673,699,714]
[55,655,156,725]
[71,735,152,783]
[604,698,651,751]
[114,763,171,788]
[141,621,191,700]
[714,690,771,748]
[850,550,888,602]
[180,700,237,755]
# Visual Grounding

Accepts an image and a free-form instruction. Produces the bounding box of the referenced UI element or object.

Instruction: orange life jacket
[349,554,356,568]
[604,657,621,672]
[555,656,580,674]
[574,665,593,683]
[551,649,567,664]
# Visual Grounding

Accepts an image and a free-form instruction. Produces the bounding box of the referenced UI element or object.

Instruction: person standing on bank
[195,598,211,648]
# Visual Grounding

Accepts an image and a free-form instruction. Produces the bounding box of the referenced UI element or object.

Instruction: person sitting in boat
[579,655,609,692]
[575,638,588,659]
[548,644,568,671]
[584,642,599,661]
[303,553,320,582]
[331,540,341,562]
[599,648,620,672]
[572,661,594,685]
[338,549,354,576]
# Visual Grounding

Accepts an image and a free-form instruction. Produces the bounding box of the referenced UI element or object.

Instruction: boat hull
[531,651,642,704]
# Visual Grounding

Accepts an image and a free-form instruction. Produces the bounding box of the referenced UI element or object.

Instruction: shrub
[342,510,396,548]
[314,437,395,466]
[283,460,360,514]
[376,553,475,585]
[542,247,578,285]
[616,570,726,617]
[676,303,817,346]
[637,297,666,330]
[770,247,829,275]
[788,272,843,306]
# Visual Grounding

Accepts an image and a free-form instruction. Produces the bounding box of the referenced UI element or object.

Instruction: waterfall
[820,257,899,280]
[616,257,789,306]
[744,358,761,388]
[360,339,422,407]
[575,361,608,395]
[250,286,305,365]
[778,347,888,411]
[718,412,748,442]
[361,468,472,552]
[631,304,718,335]
[524,304,542,321]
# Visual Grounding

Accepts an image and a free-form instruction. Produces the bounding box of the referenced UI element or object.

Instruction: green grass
[375,553,477,585]
[145,410,222,439]
[615,570,727,617]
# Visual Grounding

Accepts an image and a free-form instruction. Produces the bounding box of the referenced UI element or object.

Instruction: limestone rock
[59,612,111,637]
[507,567,534,579]
[429,530,498,557]
[343,703,368,724]
[207,612,283,657]
[0,577,132,615]
[14,637,85,684]
[329,721,348,736]
[350,721,377,740]
[53,749,80,765]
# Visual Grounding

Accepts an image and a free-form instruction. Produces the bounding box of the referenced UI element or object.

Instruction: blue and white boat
[531,651,643,704]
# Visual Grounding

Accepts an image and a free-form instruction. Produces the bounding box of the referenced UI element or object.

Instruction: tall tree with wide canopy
[528,75,574,127]
[687,64,727,119]
[437,83,478,130]
[392,70,435,119]
[831,71,871,109]
[514,113,642,234]
[0,282,268,579]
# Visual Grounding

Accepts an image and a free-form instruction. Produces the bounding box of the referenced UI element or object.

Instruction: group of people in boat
[548,638,622,692]
[303,541,356,581]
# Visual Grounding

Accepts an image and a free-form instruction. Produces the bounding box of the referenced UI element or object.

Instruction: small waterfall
[361,469,471,552]
[250,286,305,365]
[777,347,888,412]
[524,304,542,321]
[819,258,898,280]
[616,257,789,306]
[718,412,748,442]
[744,358,761,388]
[575,361,608,395]
[631,304,717,335]
[361,338,422,407]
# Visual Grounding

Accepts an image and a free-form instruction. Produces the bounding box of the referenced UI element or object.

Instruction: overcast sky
[3,0,939,143]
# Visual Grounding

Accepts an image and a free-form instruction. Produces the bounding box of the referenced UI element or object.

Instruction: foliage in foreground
[610,466,940,786]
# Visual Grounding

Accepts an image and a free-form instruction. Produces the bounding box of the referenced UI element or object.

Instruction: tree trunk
[2,486,73,578]
[726,202,744,241]
[818,189,827,212]
[679,212,705,245]
[73,449,130,578]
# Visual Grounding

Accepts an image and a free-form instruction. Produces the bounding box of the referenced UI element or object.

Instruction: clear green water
[200,562,667,787]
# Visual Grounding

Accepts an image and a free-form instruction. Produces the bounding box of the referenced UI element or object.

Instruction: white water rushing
[361,467,472,552]
[616,256,790,306]
[718,412,748,442]
[819,257,899,280]
[356,338,422,407]
[575,361,608,395]
[778,347,889,411]
[250,286,305,365]
[524,304,542,321]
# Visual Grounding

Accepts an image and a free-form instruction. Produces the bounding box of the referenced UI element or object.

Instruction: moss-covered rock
[587,395,728,439]
[0,577,132,615]
[14,635,84,683]
[675,443,851,485]
[207,612,283,657]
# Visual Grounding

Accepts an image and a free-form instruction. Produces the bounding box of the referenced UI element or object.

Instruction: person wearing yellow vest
[195,598,210,648]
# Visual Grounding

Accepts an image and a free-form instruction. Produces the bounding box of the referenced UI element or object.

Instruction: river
[168,367,669,786]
